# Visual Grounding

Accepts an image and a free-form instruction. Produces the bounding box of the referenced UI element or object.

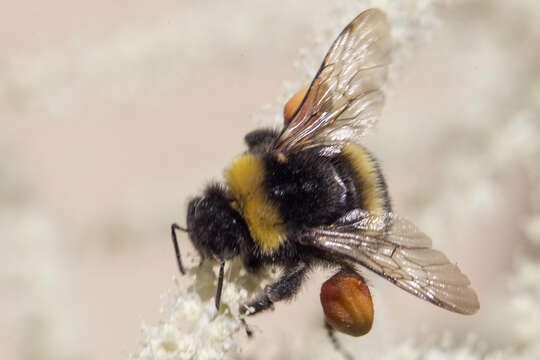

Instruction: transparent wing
[273,8,391,154]
[300,209,480,314]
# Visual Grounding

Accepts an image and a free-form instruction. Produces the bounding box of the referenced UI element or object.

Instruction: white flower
[132,259,268,360]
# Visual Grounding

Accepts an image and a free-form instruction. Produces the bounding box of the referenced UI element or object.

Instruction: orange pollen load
[283,84,310,126]
[320,270,374,337]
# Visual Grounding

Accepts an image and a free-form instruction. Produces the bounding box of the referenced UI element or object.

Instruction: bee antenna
[171,223,189,275]
[215,260,225,310]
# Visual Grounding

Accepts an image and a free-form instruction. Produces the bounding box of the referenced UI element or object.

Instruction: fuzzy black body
[252,130,388,269]
[186,129,391,292]
[186,184,251,261]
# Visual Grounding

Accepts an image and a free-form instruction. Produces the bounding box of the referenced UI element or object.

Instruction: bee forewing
[274,8,392,153]
[303,211,480,315]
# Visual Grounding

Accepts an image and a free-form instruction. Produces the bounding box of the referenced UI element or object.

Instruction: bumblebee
[171,8,480,323]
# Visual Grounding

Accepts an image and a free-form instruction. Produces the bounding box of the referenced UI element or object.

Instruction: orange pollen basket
[320,270,374,337]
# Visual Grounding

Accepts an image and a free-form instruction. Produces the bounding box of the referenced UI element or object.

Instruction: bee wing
[300,209,480,314]
[273,9,391,154]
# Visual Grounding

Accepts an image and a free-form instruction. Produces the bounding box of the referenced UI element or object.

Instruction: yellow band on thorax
[225,154,286,254]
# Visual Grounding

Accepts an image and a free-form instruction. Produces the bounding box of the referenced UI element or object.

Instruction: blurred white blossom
[0,154,83,360]
[0,1,330,117]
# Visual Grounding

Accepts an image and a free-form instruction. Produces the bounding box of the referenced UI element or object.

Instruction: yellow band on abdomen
[342,144,387,213]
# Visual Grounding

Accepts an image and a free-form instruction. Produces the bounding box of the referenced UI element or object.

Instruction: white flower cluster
[132,261,270,360]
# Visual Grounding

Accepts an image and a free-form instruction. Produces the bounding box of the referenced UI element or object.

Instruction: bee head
[186,184,248,261]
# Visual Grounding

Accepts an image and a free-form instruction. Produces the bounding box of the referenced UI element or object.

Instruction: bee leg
[240,318,253,338]
[171,223,187,275]
[325,321,353,360]
[242,262,307,316]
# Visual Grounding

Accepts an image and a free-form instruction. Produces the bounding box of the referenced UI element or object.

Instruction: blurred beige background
[1,1,539,359]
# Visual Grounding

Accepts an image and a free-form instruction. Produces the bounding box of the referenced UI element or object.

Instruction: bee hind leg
[325,321,354,360]
[242,262,307,316]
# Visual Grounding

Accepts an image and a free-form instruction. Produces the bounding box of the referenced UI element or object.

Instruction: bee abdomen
[340,144,391,214]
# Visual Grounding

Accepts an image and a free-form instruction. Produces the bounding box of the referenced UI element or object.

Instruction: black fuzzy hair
[186,183,251,260]
[263,149,349,228]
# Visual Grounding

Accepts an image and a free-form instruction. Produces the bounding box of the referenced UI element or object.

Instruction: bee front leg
[242,262,307,316]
